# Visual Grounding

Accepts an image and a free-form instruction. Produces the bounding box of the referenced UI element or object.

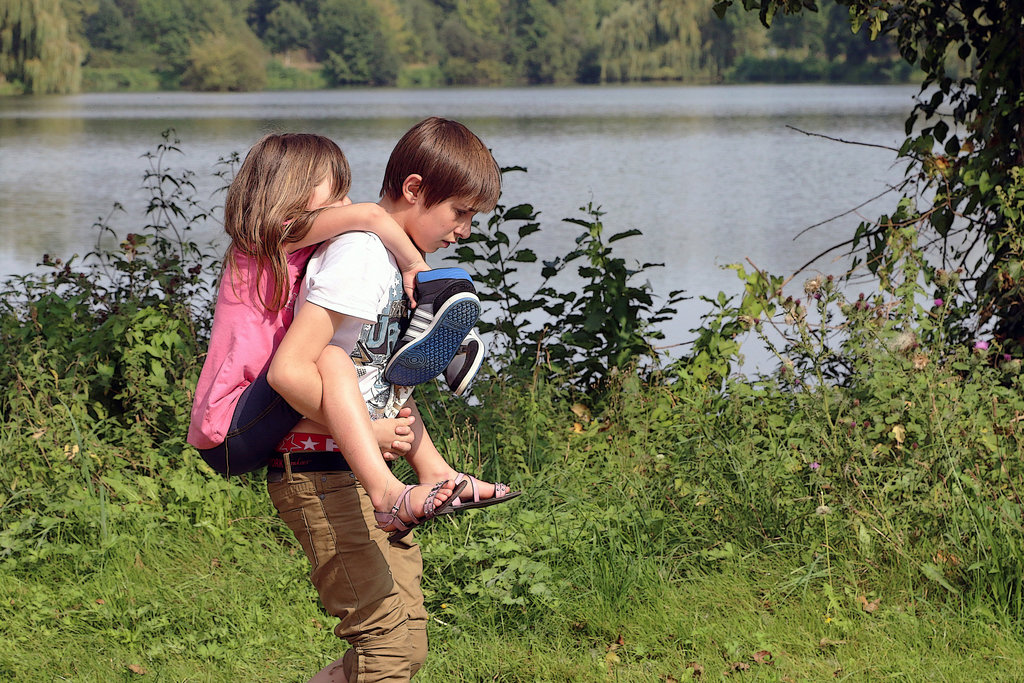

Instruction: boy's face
[406,197,477,253]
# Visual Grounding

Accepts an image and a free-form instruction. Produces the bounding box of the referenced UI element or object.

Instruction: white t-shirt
[298,232,412,419]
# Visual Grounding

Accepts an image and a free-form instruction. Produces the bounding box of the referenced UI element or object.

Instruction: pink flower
[934,298,944,307]
[974,340,990,351]
[810,462,820,470]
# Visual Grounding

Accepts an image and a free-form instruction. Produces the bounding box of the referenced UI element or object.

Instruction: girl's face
[307,178,350,211]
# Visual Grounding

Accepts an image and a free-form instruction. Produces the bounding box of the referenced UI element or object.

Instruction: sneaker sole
[385,294,481,386]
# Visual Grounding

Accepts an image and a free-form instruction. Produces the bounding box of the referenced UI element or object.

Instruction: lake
[0,85,916,365]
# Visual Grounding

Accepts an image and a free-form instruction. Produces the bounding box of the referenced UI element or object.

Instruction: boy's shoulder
[315,230,385,255]
[311,231,395,268]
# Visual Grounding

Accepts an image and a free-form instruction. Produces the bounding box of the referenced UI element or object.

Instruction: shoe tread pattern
[385,298,480,385]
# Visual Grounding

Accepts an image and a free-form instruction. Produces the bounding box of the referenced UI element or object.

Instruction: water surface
[0,85,916,361]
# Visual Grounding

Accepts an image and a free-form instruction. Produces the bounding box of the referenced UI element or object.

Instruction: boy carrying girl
[267,117,518,682]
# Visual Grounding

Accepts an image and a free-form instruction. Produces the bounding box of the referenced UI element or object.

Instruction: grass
[3,515,1023,682]
[4,359,1024,681]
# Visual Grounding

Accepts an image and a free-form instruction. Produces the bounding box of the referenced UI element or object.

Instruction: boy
[267,117,515,682]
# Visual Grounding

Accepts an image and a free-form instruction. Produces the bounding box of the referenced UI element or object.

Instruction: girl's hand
[401,258,430,308]
[373,406,417,461]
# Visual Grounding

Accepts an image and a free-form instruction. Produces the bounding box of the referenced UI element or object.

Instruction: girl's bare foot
[415,466,500,502]
[373,479,457,532]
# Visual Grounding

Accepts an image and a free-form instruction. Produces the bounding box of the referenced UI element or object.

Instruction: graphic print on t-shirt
[354,273,412,419]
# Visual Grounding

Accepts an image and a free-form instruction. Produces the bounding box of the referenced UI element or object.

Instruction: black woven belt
[267,451,351,472]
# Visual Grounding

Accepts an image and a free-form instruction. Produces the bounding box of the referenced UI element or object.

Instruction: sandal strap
[453,472,480,503]
[453,472,510,503]
[374,484,415,533]
[419,480,447,519]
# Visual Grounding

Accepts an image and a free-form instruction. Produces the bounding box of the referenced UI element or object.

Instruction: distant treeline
[2,0,911,94]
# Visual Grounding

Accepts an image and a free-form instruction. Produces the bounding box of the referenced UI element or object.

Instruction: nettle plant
[446,172,684,395]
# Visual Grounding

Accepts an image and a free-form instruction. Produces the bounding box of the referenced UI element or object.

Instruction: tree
[507,0,583,84]
[264,1,312,54]
[181,31,268,91]
[83,0,131,52]
[0,0,83,93]
[131,0,260,84]
[314,0,399,85]
[599,0,716,82]
[715,0,1024,343]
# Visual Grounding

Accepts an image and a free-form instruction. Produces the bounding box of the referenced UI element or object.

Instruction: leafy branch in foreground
[715,0,1024,347]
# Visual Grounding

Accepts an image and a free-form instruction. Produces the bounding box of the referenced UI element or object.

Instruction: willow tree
[599,0,716,82]
[0,0,82,94]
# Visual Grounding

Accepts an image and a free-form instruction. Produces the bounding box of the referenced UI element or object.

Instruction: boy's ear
[401,174,424,203]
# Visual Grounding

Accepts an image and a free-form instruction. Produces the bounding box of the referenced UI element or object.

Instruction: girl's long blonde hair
[224,133,351,311]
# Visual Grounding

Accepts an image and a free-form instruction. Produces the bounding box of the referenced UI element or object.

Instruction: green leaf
[503,204,535,220]
[511,249,537,263]
[608,229,642,243]
[920,563,960,594]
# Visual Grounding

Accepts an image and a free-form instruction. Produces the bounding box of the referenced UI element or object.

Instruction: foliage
[265,57,326,90]
[263,1,311,54]
[181,32,268,92]
[5,0,909,93]
[0,0,82,94]
[670,209,1024,619]
[714,0,1024,351]
[313,0,400,86]
[445,183,684,397]
[0,130,224,486]
[80,66,161,92]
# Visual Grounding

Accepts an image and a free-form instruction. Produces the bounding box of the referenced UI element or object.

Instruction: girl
[188,133,459,521]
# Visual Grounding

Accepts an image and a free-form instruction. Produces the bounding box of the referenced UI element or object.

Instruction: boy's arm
[286,202,428,303]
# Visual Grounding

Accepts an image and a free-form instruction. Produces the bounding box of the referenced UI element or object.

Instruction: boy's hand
[401,258,430,308]
[373,406,417,461]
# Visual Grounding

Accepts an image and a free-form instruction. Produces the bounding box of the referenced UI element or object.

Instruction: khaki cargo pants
[269,469,428,682]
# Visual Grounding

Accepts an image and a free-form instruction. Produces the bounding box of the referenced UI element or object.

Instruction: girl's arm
[286,202,428,303]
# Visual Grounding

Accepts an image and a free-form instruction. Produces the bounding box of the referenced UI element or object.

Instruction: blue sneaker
[384,268,481,386]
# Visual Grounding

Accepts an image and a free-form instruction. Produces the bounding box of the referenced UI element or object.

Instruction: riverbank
[2,128,1022,679]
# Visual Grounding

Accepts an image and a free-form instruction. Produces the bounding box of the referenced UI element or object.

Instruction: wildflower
[803,276,823,296]
[810,461,821,470]
[933,298,944,307]
[912,353,929,370]
[974,340,990,351]
[889,330,918,354]
[815,504,831,515]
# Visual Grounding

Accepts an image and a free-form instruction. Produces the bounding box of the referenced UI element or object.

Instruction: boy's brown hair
[380,117,501,212]
[224,133,351,310]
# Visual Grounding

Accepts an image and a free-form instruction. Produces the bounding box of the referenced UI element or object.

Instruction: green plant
[447,185,683,396]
